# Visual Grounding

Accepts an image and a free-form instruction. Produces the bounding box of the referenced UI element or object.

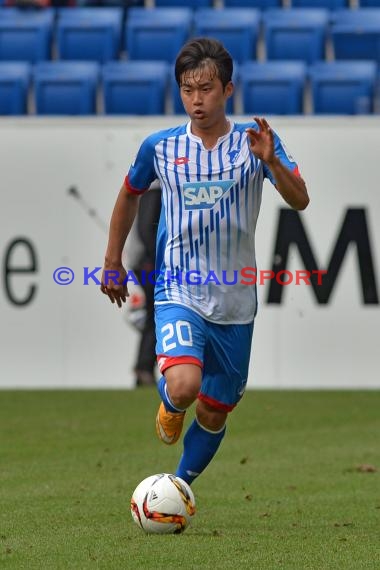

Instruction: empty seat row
[0,60,378,116]
[242,60,378,114]
[0,7,380,64]
[52,0,380,7]
[153,0,380,5]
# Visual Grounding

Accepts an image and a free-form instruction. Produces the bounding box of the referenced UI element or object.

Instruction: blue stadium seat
[331,9,380,61]
[34,62,99,115]
[240,61,306,115]
[193,9,260,63]
[171,62,239,115]
[76,0,143,5]
[309,61,377,114]
[155,0,211,6]
[126,8,192,62]
[56,8,123,63]
[0,9,53,62]
[102,61,169,115]
[0,62,30,115]
[223,0,281,7]
[263,8,329,63]
[291,0,346,7]
[360,0,380,6]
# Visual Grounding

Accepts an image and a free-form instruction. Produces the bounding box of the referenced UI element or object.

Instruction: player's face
[179,64,233,132]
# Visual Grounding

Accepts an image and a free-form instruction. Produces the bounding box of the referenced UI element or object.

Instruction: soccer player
[101,38,309,485]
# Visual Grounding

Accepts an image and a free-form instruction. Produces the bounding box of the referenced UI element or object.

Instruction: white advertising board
[0,117,379,388]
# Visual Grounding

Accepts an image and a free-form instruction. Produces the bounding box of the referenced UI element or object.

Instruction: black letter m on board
[267,208,379,305]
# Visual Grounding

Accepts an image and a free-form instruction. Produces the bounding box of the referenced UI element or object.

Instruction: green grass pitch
[1,390,379,570]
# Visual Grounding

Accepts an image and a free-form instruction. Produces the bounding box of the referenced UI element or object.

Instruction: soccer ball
[130,473,196,534]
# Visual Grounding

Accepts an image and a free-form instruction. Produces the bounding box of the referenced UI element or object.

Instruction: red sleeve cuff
[124,175,148,195]
[293,165,301,177]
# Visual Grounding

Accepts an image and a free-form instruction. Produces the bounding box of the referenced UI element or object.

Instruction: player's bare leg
[156,364,201,445]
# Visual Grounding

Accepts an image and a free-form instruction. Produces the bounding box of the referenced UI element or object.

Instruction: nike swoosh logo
[186,470,199,477]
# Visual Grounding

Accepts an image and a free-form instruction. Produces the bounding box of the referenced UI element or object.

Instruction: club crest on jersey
[183,180,234,210]
[227,150,240,164]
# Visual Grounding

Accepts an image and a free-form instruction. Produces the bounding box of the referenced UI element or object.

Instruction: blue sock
[157,376,185,413]
[175,418,226,485]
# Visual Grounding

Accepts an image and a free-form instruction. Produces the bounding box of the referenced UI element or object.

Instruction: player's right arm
[101,135,158,307]
[101,183,140,307]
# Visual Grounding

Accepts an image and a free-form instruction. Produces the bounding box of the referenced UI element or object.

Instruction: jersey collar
[186,120,235,149]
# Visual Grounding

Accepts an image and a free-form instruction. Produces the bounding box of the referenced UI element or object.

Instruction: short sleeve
[125,135,158,195]
[263,130,300,186]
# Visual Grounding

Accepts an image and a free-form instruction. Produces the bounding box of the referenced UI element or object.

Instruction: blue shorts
[155,304,254,412]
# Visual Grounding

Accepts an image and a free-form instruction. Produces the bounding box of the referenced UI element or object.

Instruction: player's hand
[100,262,129,308]
[245,117,276,165]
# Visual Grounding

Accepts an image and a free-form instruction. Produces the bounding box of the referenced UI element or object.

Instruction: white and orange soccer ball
[130,473,196,534]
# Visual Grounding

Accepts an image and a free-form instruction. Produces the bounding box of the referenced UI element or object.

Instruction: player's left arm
[246,117,309,211]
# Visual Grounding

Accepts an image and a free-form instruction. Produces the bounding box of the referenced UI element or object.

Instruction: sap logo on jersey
[183,180,234,210]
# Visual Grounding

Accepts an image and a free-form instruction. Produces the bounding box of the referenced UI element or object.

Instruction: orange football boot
[155,402,185,445]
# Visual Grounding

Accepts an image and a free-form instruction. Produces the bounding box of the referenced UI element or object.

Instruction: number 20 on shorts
[161,321,193,352]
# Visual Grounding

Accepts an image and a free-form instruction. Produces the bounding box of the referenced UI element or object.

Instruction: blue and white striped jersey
[125,120,299,324]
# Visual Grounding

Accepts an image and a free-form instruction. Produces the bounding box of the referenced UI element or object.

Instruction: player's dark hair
[175,38,233,89]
